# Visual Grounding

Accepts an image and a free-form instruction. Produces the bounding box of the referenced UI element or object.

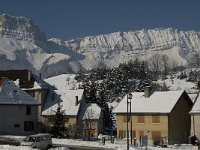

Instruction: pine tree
[51,103,65,138]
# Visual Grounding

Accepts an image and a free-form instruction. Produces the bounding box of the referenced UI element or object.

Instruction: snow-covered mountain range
[0,13,200,77]
[65,28,200,69]
[0,13,84,78]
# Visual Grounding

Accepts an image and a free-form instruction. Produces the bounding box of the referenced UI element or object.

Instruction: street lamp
[127,93,132,150]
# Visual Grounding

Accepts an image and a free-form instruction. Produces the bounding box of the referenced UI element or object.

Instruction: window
[14,124,20,128]
[119,130,123,139]
[118,130,135,139]
[152,115,160,123]
[139,131,144,137]
[26,106,31,115]
[90,129,95,137]
[152,131,161,141]
[26,91,35,97]
[123,114,132,123]
[123,115,128,123]
[64,118,69,123]
[137,115,144,123]
[24,121,34,131]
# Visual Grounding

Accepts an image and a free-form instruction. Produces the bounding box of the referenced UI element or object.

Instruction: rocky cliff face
[65,28,200,69]
[0,14,83,78]
[0,13,200,77]
[0,13,46,41]
[66,28,200,54]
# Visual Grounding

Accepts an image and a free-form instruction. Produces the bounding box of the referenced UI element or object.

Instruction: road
[54,144,115,150]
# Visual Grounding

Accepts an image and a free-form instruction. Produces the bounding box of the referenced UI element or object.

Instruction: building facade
[190,93,200,143]
[0,79,39,135]
[114,90,193,145]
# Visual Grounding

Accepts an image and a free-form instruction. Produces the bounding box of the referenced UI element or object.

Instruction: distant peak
[0,13,46,41]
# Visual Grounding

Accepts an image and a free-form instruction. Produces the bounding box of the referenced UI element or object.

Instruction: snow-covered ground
[0,137,195,150]
[45,73,199,92]
[45,74,80,90]
[2,74,197,150]
[156,77,198,93]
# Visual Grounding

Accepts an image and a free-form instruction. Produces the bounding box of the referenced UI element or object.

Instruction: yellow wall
[65,116,76,126]
[191,114,200,140]
[115,92,192,145]
[116,114,168,145]
[77,118,101,138]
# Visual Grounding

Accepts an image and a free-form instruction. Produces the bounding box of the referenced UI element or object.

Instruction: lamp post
[127,93,132,150]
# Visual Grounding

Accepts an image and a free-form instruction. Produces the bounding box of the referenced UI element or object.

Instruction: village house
[190,92,200,143]
[42,89,103,139]
[0,78,40,135]
[0,70,54,105]
[113,89,193,145]
[77,101,102,140]
[0,70,55,123]
[42,89,84,137]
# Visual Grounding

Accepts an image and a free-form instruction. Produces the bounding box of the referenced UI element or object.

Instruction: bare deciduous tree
[170,58,178,72]
[148,53,162,74]
[162,54,170,75]
[188,53,200,68]
[83,108,97,140]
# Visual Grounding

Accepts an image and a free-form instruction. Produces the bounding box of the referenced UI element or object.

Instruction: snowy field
[0,136,195,150]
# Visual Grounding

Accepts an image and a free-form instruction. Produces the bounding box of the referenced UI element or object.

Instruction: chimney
[75,96,78,106]
[144,86,150,97]
[28,70,32,81]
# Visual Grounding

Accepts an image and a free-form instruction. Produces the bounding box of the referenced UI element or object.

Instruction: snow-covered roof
[32,75,55,90]
[188,93,198,103]
[113,90,186,114]
[13,74,55,91]
[190,94,200,114]
[42,89,84,116]
[0,80,39,105]
[78,102,101,120]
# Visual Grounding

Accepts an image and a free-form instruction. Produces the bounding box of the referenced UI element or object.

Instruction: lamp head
[127,93,132,100]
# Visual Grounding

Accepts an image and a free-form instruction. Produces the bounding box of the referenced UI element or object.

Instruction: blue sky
[1,0,200,40]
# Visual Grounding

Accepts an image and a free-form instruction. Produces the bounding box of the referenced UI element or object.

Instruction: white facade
[0,79,39,135]
[0,105,38,135]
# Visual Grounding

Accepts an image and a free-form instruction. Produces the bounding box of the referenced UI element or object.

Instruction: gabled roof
[42,89,84,116]
[14,74,56,91]
[113,90,186,114]
[78,102,101,120]
[0,80,39,105]
[190,93,200,114]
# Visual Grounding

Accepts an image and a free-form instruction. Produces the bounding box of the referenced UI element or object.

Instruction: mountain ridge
[0,13,200,77]
[64,28,200,69]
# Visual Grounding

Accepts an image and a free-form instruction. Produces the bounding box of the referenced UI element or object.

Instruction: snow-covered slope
[0,13,84,78]
[65,28,200,69]
[1,13,200,77]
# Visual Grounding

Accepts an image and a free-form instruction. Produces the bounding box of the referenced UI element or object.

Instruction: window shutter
[123,115,127,123]
[131,131,136,138]
[152,131,161,140]
[119,130,123,139]
[137,115,144,123]
[152,115,160,123]
[139,131,144,137]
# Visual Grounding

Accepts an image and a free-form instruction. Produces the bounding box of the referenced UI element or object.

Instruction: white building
[0,78,40,135]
